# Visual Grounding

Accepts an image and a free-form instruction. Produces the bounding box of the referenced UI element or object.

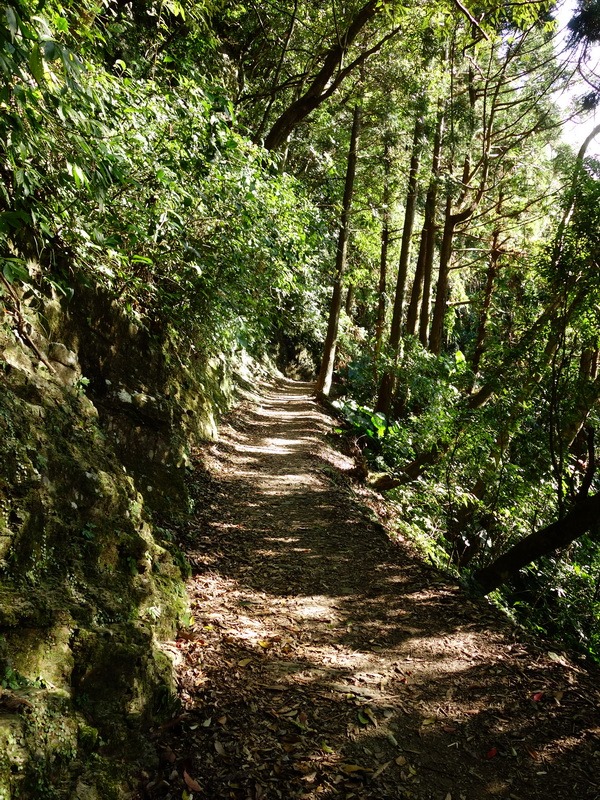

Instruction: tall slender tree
[316,104,362,398]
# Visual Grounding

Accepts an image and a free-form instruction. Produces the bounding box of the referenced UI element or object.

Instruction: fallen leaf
[215,740,226,756]
[532,692,544,702]
[340,763,372,774]
[161,745,176,764]
[442,724,458,734]
[547,651,561,662]
[445,794,452,800]
[183,770,202,792]
[395,755,407,766]
[422,717,436,726]
[486,747,498,759]
[238,658,252,667]
[372,760,392,780]
[218,715,228,725]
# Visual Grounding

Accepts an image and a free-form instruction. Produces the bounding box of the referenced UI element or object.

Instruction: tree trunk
[473,492,600,594]
[418,215,436,346]
[471,222,501,377]
[375,116,422,414]
[428,194,455,354]
[392,117,423,340]
[345,284,355,316]
[470,191,504,377]
[315,105,361,398]
[405,110,444,339]
[253,0,298,143]
[406,228,426,338]
[374,137,392,365]
[418,113,445,347]
[263,0,384,151]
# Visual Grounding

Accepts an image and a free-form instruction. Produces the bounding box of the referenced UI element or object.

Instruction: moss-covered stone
[0,280,269,797]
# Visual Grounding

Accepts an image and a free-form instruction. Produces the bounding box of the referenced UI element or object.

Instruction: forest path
[142,378,599,800]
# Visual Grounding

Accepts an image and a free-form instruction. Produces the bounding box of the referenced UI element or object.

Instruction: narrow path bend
[143,378,600,800]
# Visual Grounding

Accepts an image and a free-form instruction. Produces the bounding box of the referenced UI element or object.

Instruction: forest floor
[139,378,600,800]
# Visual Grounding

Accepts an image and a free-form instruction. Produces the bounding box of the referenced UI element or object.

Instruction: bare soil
[139,378,600,800]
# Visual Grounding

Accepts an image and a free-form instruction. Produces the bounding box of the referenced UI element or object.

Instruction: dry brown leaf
[162,746,176,764]
[183,769,202,792]
[372,760,392,780]
[363,706,378,726]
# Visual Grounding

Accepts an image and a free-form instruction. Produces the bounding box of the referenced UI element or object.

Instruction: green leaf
[67,162,87,188]
[5,6,18,39]
[42,39,59,61]
[2,258,29,284]
[28,43,45,86]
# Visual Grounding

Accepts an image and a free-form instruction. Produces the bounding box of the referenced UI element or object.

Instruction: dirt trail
[141,378,600,800]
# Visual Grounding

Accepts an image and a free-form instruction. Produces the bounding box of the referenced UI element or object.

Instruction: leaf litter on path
[137,378,600,800]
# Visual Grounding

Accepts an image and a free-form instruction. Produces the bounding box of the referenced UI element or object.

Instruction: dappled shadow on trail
[139,379,600,800]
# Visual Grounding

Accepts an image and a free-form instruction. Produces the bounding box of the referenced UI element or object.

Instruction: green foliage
[0,2,325,359]
[336,398,411,470]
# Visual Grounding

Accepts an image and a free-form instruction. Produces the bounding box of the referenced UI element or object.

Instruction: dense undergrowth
[0,2,327,359]
[334,331,600,664]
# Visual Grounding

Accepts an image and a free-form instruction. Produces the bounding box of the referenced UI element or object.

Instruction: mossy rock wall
[0,280,263,798]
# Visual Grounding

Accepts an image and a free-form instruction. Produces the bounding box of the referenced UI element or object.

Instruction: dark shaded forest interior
[1,0,600,797]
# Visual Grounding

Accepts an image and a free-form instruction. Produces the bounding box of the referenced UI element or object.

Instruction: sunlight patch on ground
[255,548,313,559]
[209,521,243,530]
[258,474,323,490]
[234,440,296,455]
[252,407,325,422]
[292,596,342,623]
[264,536,301,544]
